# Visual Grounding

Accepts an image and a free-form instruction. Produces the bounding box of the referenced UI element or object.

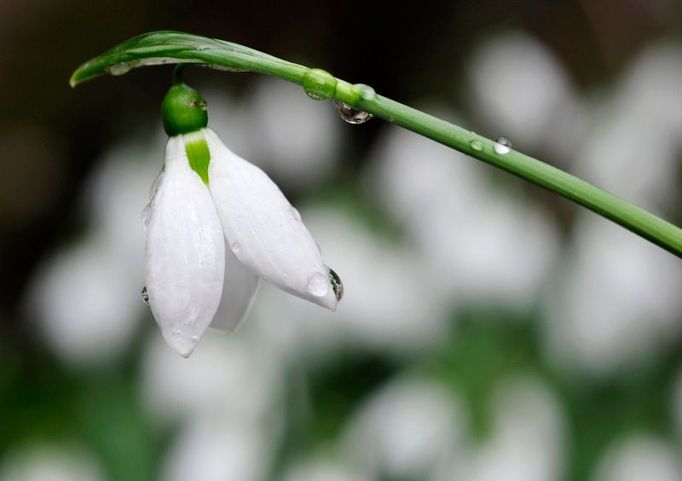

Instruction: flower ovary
[161,83,208,136]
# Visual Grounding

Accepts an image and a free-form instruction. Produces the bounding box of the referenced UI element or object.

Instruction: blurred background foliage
[1,1,682,480]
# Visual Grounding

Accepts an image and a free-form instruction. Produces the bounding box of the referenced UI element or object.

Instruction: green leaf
[69,30,307,87]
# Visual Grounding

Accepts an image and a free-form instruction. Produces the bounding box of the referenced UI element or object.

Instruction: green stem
[71,31,682,258]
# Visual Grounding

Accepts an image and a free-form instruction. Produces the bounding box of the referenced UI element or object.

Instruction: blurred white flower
[206,80,341,189]
[593,436,682,481]
[468,31,576,150]
[542,216,682,376]
[144,128,342,356]
[576,42,682,211]
[27,240,140,365]
[371,128,558,311]
[342,376,466,480]
[435,376,565,481]
[24,141,159,365]
[246,78,340,188]
[283,456,375,481]
[540,40,682,376]
[87,135,166,267]
[161,416,272,481]
[140,332,282,425]
[0,446,104,481]
[616,43,682,144]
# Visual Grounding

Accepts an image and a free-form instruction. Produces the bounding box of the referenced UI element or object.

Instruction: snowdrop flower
[144,81,343,356]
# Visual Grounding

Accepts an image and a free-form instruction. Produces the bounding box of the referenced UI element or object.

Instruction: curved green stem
[71,31,682,258]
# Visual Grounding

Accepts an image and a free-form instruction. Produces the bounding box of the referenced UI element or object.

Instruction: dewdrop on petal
[143,78,342,357]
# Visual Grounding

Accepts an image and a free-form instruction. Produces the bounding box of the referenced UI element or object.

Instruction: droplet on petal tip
[306,272,330,298]
[329,267,344,302]
[166,325,200,358]
[174,341,195,358]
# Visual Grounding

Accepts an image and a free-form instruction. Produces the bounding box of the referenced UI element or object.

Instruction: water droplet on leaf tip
[229,242,241,255]
[306,272,329,297]
[141,286,149,304]
[290,207,302,222]
[494,137,512,155]
[333,100,373,124]
[329,267,344,302]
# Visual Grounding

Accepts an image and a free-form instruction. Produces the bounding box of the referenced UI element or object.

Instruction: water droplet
[494,137,512,155]
[351,83,377,101]
[106,63,132,76]
[470,139,483,152]
[333,101,374,124]
[141,286,149,304]
[141,204,151,232]
[229,242,241,255]
[307,272,329,297]
[303,68,338,100]
[191,335,199,342]
[290,207,302,222]
[328,267,344,302]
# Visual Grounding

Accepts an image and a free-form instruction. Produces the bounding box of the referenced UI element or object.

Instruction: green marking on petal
[184,131,211,184]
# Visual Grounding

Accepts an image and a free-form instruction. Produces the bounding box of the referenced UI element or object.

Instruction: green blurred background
[1,1,682,480]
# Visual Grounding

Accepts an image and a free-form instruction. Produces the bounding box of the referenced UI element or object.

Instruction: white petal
[145,135,225,356]
[210,245,260,333]
[204,128,338,310]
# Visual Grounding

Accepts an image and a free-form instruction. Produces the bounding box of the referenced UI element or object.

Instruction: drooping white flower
[144,82,342,357]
